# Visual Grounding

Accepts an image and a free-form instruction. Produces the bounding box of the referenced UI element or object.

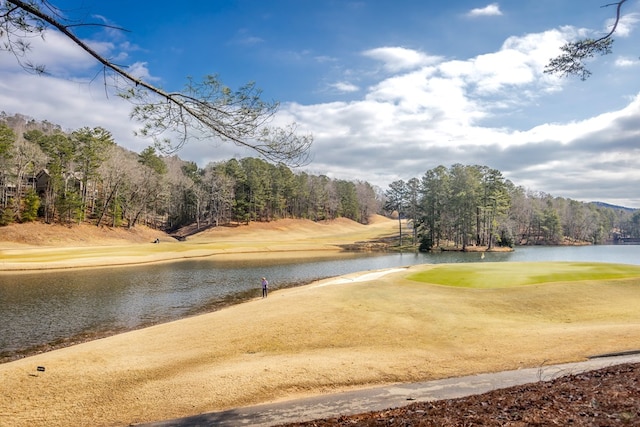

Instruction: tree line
[0,114,379,231]
[2,113,639,247]
[386,164,639,249]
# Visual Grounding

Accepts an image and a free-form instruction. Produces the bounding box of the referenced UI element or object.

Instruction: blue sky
[1,1,640,207]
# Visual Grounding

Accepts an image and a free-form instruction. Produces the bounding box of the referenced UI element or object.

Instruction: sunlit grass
[405,262,640,288]
[0,217,401,270]
[3,260,640,426]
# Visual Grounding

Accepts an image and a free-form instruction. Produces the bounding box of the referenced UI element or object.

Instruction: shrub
[20,189,40,222]
[418,235,433,252]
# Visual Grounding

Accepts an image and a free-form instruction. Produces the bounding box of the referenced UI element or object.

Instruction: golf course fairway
[406,261,640,288]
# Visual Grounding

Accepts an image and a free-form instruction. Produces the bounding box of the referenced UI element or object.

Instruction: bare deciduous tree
[1,0,312,165]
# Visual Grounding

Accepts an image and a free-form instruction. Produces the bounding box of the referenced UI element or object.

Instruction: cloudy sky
[1,1,640,207]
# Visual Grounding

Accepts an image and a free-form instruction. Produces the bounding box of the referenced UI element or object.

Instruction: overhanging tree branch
[544,0,628,80]
[1,0,312,166]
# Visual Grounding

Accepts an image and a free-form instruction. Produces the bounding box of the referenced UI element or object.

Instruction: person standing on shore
[261,277,269,298]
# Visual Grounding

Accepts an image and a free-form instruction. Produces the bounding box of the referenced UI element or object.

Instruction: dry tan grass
[0,216,399,271]
[1,265,639,426]
[2,219,639,426]
[0,222,165,248]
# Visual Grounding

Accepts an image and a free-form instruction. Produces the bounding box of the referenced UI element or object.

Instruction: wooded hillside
[0,113,379,232]
[1,113,638,247]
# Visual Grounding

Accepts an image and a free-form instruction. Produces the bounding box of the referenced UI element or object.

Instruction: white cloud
[464,29,567,95]
[315,55,337,63]
[0,30,96,76]
[467,3,503,17]
[0,70,148,150]
[363,47,441,73]
[615,56,638,67]
[329,81,360,93]
[279,25,640,207]
[231,29,264,46]
[604,12,639,37]
[0,25,165,150]
[126,62,158,81]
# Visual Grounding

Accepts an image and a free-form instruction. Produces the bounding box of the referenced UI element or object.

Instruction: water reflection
[2,245,640,360]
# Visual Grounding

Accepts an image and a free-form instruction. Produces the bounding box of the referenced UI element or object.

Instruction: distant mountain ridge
[590,201,637,212]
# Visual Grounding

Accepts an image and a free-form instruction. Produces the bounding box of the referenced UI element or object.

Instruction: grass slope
[0,216,399,271]
[2,262,640,426]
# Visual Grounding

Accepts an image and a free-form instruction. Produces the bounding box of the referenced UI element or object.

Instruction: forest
[385,166,638,250]
[1,113,639,248]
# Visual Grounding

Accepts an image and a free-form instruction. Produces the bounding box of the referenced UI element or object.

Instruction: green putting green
[406,262,640,289]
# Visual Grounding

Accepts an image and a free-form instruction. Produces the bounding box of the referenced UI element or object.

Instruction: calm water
[1,245,640,360]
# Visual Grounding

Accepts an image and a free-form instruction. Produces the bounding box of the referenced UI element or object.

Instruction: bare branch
[597,0,627,42]
[1,0,313,166]
[544,0,628,80]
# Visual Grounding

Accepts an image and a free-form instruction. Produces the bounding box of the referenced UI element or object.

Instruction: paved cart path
[140,352,640,427]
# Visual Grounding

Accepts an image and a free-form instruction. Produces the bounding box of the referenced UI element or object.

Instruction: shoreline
[0,243,514,273]
[0,274,329,364]
[1,217,404,364]
[0,245,356,273]
[1,266,410,363]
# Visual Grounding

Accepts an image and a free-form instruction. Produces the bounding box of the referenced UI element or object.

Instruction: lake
[2,245,640,361]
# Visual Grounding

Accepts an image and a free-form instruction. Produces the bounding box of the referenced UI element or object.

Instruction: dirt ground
[1,218,640,426]
[0,221,165,247]
[280,362,640,426]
